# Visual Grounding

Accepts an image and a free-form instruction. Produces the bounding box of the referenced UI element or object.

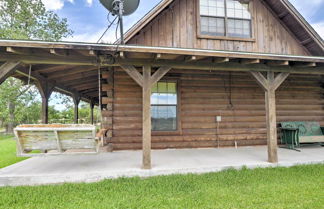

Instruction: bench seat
[280,121,324,150]
[300,136,324,143]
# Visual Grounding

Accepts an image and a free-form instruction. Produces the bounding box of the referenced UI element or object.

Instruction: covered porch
[1,39,324,169]
[0,146,323,187]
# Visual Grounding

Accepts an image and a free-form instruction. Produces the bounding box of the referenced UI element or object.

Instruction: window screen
[151,82,177,131]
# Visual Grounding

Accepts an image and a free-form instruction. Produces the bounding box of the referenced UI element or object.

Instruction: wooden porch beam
[267,60,289,66]
[16,67,93,103]
[150,66,172,86]
[47,66,97,79]
[155,53,162,60]
[293,62,316,68]
[241,59,260,65]
[49,49,67,56]
[6,47,27,55]
[213,57,229,63]
[119,51,125,59]
[120,65,143,87]
[0,61,21,84]
[185,56,197,62]
[272,72,290,91]
[250,71,290,163]
[1,53,323,74]
[250,71,269,91]
[89,50,96,56]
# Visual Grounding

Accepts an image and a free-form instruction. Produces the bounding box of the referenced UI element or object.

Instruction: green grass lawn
[0,135,28,169]
[0,164,323,209]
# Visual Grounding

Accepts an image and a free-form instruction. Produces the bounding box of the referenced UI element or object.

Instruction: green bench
[280,121,324,151]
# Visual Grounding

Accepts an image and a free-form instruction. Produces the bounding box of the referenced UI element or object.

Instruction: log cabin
[0,0,323,169]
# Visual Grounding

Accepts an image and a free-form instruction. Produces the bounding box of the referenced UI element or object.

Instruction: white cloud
[41,0,74,11]
[86,0,93,7]
[312,22,324,39]
[64,26,118,43]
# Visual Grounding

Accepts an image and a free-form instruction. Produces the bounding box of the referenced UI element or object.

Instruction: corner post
[90,100,95,125]
[73,95,81,124]
[42,97,49,124]
[142,65,152,169]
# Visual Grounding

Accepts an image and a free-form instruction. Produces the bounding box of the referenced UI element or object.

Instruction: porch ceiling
[0,39,324,103]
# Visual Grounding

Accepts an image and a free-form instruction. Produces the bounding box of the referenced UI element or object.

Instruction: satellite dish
[100,0,140,16]
[99,0,140,44]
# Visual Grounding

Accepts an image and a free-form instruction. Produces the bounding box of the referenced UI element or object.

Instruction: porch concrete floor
[0,146,323,187]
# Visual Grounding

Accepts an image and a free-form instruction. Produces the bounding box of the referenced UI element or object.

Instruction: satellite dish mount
[112,0,125,44]
[100,0,140,44]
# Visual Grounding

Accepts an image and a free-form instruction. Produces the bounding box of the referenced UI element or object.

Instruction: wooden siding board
[126,0,309,56]
[112,69,324,150]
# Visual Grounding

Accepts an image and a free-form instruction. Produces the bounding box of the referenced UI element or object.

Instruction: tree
[0,0,73,133]
[0,78,41,132]
[0,0,72,41]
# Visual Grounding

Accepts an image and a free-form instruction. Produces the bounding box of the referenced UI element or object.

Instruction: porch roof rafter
[0,39,323,105]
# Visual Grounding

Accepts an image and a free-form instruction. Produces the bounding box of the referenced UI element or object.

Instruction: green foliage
[0,135,28,169]
[0,164,323,208]
[0,78,41,128]
[0,0,74,132]
[0,0,72,41]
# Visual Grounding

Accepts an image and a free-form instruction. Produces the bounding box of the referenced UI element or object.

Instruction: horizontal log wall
[127,0,309,56]
[111,68,324,150]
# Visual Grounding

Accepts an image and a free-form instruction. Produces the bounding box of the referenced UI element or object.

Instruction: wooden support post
[142,66,151,169]
[121,65,172,169]
[0,62,21,85]
[42,96,49,124]
[90,100,95,125]
[36,81,54,124]
[73,95,81,124]
[250,71,289,163]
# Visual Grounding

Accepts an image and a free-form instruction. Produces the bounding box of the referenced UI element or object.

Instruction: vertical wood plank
[142,65,152,169]
[179,0,187,48]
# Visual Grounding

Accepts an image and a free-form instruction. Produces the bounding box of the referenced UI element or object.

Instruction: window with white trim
[200,0,252,38]
[151,81,177,131]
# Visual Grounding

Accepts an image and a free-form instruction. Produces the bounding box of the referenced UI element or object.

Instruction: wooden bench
[280,121,324,151]
[14,124,100,157]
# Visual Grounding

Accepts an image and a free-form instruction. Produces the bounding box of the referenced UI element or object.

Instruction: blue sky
[41,0,324,43]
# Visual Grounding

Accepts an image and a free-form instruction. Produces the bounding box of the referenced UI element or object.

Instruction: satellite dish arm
[118,1,124,44]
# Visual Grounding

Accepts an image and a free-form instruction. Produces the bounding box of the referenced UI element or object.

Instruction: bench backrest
[280,121,323,136]
[14,125,97,152]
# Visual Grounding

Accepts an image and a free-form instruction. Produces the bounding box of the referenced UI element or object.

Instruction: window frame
[151,80,182,135]
[197,0,255,42]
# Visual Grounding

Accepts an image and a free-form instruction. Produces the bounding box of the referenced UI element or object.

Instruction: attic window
[199,0,252,39]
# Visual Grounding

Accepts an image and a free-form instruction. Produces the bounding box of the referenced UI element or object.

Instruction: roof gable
[124,0,324,56]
